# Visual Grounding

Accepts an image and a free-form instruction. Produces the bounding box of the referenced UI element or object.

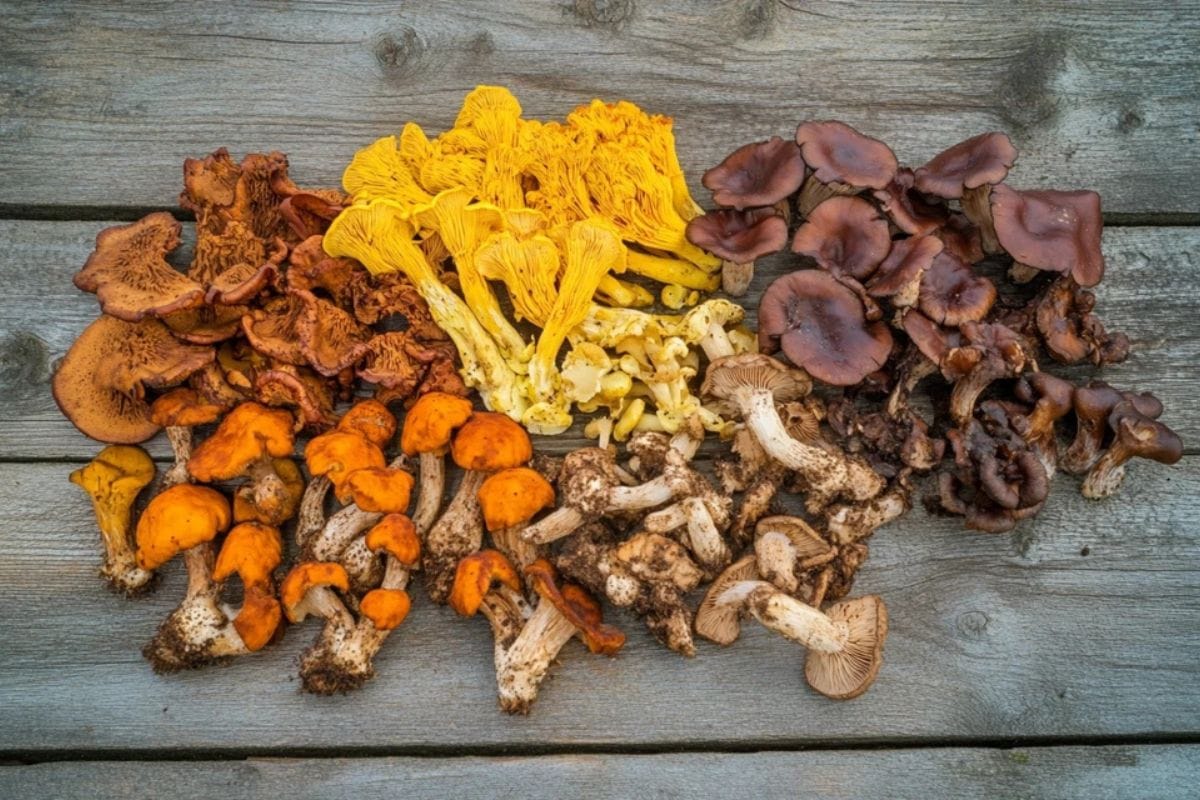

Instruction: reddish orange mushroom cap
[360,588,412,631]
[346,467,414,513]
[187,402,295,482]
[478,468,555,532]
[336,399,397,448]
[449,549,522,617]
[304,430,386,501]
[525,559,626,656]
[234,585,283,652]
[213,521,283,586]
[451,412,532,472]
[365,514,421,567]
[280,562,350,622]
[400,392,474,455]
[150,388,224,428]
[135,484,231,570]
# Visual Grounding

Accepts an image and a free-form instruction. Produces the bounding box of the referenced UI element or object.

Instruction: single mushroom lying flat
[713,581,888,699]
[69,445,157,595]
[702,353,885,513]
[753,515,838,603]
[991,185,1105,287]
[452,552,624,714]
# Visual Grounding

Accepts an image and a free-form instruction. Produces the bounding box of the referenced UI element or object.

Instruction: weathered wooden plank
[4,746,1198,800]
[0,2,1198,215]
[1,220,1195,460]
[1,456,1195,753]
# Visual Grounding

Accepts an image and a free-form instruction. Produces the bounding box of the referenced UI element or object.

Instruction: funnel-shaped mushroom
[991,185,1105,287]
[1082,402,1182,499]
[685,208,788,297]
[914,132,1017,254]
[794,121,898,215]
[758,270,893,387]
[790,195,890,281]
[702,353,885,513]
[53,315,215,444]
[702,136,806,210]
[1062,382,1163,474]
[714,581,888,699]
[73,213,205,322]
[424,412,532,603]
[69,445,157,595]
[1012,372,1075,476]
[918,250,996,327]
[400,391,475,534]
[866,235,943,309]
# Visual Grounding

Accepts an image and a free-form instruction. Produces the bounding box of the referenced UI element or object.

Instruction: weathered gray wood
[1,456,1195,753]
[2,220,1195,460]
[4,745,1199,800]
[0,2,1198,216]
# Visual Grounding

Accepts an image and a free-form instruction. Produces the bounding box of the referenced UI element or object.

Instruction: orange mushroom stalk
[451,553,624,714]
[69,445,157,595]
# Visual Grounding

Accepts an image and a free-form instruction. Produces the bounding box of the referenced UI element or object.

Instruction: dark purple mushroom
[702,137,806,210]
[758,270,893,386]
[873,167,950,236]
[685,208,789,297]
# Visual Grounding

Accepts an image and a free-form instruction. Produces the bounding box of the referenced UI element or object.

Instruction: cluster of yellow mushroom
[324,86,752,437]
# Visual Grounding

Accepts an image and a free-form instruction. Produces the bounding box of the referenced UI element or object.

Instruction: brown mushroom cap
[163,304,249,345]
[901,309,960,364]
[795,121,898,190]
[53,315,215,444]
[73,213,205,322]
[913,133,1018,199]
[525,559,626,655]
[1034,276,1130,366]
[804,594,888,700]
[205,238,286,306]
[685,208,788,264]
[866,235,944,298]
[873,167,950,236]
[918,250,997,326]
[242,294,307,365]
[291,288,372,377]
[356,332,429,394]
[790,195,891,280]
[695,555,759,646]
[758,270,893,386]
[254,365,336,431]
[701,136,807,209]
[991,185,1105,287]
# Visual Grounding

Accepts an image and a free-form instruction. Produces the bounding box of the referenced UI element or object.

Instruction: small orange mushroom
[135,484,231,571]
[449,549,523,617]
[360,588,412,631]
[235,585,284,652]
[365,514,422,568]
[187,402,295,482]
[400,391,474,533]
[450,412,533,471]
[336,399,397,448]
[213,521,283,587]
[345,466,415,513]
[478,467,555,569]
[304,430,387,502]
[280,562,352,623]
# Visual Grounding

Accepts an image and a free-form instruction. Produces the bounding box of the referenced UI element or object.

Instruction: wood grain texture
[0,1,1198,215]
[1,456,1195,753]
[1,220,1194,460]
[4,746,1198,800]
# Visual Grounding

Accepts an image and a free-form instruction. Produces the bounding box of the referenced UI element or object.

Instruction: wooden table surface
[1,2,1198,797]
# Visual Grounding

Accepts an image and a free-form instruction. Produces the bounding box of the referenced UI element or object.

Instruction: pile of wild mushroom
[56,90,1185,714]
[687,123,1183,537]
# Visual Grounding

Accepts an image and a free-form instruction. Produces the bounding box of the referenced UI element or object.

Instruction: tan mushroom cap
[804,594,888,700]
[53,315,215,444]
[701,353,812,405]
[135,484,232,570]
[73,212,205,322]
[291,288,372,377]
[253,365,336,430]
[695,555,759,646]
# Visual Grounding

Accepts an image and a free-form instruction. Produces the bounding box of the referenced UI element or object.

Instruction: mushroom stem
[412,450,445,535]
[520,506,586,545]
[699,321,737,360]
[339,535,385,592]
[797,175,854,217]
[608,475,677,511]
[720,580,847,652]
[309,504,383,563]
[495,600,580,714]
[885,352,937,419]
[961,184,1000,254]
[423,469,488,603]
[295,475,331,550]
[490,525,541,571]
[162,426,193,489]
[825,487,910,544]
[720,260,754,298]
[680,496,732,572]
[740,389,883,510]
